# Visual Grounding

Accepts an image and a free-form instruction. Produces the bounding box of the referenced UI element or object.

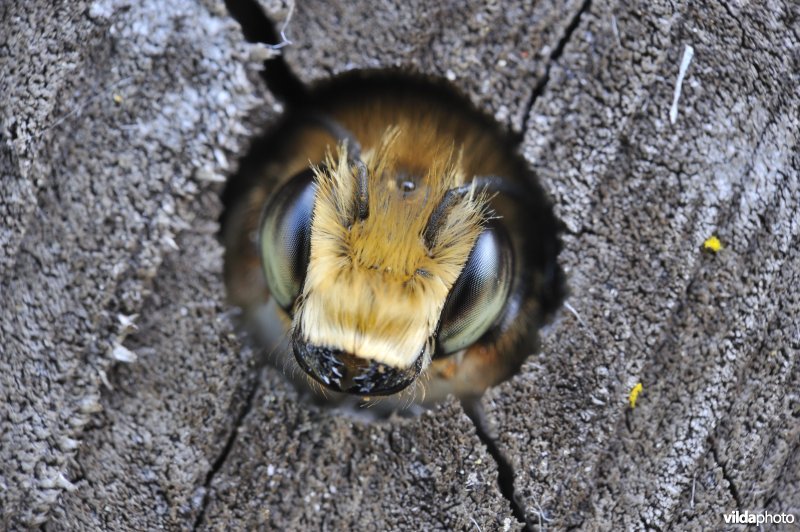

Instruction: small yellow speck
[703,235,722,252]
[629,382,643,409]
[112,93,123,104]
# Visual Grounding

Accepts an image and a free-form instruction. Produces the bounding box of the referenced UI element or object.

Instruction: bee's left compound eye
[259,169,316,311]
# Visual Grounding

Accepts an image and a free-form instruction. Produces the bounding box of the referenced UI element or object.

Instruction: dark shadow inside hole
[220,67,565,408]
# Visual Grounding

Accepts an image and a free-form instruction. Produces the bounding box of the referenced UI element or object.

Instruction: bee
[222,71,563,409]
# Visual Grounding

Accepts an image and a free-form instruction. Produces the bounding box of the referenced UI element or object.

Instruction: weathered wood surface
[1,0,797,530]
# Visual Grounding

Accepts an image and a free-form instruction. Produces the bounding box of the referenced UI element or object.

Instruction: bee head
[259,128,513,396]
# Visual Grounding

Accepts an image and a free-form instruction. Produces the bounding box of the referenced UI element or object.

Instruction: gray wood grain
[1,0,797,530]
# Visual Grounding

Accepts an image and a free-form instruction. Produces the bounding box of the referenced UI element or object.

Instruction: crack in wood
[223,0,308,105]
[192,370,261,530]
[517,0,592,142]
[463,400,532,531]
[710,437,744,510]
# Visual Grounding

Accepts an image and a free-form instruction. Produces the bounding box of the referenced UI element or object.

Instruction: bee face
[260,131,513,395]
[223,71,564,404]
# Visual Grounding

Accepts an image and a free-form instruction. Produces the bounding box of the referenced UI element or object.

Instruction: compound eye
[437,221,514,355]
[259,168,316,312]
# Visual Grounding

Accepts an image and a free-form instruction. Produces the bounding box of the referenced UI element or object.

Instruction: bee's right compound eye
[436,220,514,356]
[259,168,317,312]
